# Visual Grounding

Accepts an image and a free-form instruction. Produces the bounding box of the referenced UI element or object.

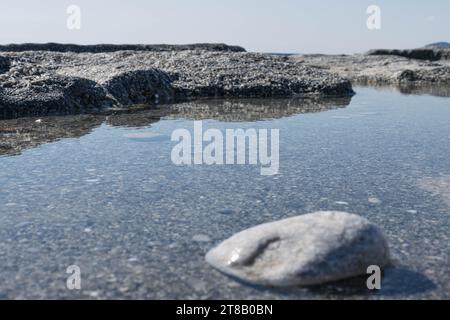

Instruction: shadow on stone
[216,265,436,299]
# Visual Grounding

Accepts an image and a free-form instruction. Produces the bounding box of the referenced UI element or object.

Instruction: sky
[0,0,449,54]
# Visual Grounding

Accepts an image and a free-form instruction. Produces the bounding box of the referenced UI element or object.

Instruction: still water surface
[0,87,449,299]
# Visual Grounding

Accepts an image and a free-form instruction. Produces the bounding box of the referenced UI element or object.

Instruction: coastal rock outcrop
[102,69,175,105]
[0,74,112,119]
[367,48,450,61]
[54,50,354,100]
[294,53,450,86]
[0,43,247,53]
[206,211,390,287]
[0,45,354,119]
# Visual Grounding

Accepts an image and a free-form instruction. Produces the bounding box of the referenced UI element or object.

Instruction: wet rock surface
[0,45,354,119]
[206,211,390,287]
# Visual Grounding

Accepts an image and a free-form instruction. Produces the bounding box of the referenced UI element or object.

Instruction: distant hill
[424,42,450,49]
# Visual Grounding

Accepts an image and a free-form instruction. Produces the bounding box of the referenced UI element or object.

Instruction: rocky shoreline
[0,43,246,53]
[2,43,450,120]
[0,44,354,119]
[367,48,450,61]
[294,49,450,86]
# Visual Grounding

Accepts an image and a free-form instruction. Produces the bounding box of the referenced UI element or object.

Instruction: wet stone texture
[206,211,390,287]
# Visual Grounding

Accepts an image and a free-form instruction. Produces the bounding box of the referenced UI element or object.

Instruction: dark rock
[367,48,450,61]
[0,56,10,74]
[398,70,417,82]
[0,43,246,53]
[103,69,175,105]
[0,75,112,119]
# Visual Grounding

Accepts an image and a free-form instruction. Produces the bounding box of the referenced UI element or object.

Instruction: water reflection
[0,97,352,156]
[355,82,450,98]
[0,115,103,156]
[166,97,352,122]
[0,87,448,299]
[397,83,450,98]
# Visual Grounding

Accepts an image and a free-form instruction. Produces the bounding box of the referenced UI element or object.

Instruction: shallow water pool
[0,87,449,299]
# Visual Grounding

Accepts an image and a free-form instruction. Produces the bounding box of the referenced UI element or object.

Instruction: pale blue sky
[0,0,448,53]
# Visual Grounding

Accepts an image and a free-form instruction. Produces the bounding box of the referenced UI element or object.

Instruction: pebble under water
[0,86,449,299]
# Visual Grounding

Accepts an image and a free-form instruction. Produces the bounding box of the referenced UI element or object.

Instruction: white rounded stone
[206,211,390,287]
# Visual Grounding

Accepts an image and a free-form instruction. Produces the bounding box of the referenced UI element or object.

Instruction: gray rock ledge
[367,48,450,61]
[294,53,450,86]
[0,45,354,119]
[0,43,246,53]
[206,211,390,287]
